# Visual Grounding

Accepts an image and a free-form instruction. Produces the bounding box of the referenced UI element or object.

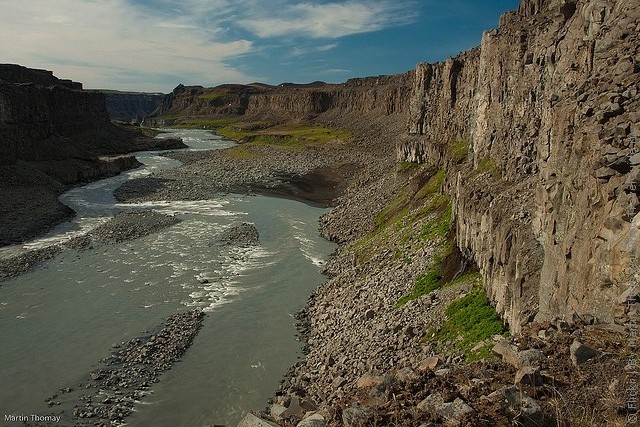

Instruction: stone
[514,366,544,386]
[281,396,318,420]
[270,404,287,421]
[356,373,385,388]
[342,405,371,427]
[500,386,546,427]
[439,398,476,422]
[417,392,445,413]
[297,412,326,427]
[434,368,451,377]
[570,339,601,366]
[237,413,279,427]
[332,376,347,388]
[516,349,546,368]
[417,356,443,372]
[395,367,419,383]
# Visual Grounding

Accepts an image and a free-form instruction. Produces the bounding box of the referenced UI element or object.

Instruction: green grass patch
[415,169,446,200]
[435,285,506,360]
[140,127,162,138]
[397,161,419,172]
[171,117,241,129]
[396,257,443,307]
[471,156,501,179]
[225,145,260,160]
[419,201,452,241]
[450,140,470,162]
[215,122,351,149]
[197,92,226,107]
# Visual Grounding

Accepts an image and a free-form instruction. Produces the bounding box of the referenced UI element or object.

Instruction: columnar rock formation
[399,0,639,330]
[146,0,639,331]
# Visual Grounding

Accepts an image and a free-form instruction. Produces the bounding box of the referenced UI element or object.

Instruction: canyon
[1,0,638,425]
[0,64,185,244]
[148,0,639,332]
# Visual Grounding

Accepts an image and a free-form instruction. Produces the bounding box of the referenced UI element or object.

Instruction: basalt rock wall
[151,74,412,125]
[100,91,165,121]
[398,0,640,330]
[244,74,412,119]
[0,69,111,164]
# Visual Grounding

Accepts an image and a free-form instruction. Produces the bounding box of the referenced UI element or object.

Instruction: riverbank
[0,135,186,247]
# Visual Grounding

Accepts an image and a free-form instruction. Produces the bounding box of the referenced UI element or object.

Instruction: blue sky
[1,0,519,92]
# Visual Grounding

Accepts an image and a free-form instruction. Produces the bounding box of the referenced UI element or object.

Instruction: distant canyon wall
[398,0,639,330]
[0,64,111,164]
[152,75,412,124]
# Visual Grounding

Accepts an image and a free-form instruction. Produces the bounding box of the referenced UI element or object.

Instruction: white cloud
[0,0,419,91]
[237,1,418,38]
[0,0,256,91]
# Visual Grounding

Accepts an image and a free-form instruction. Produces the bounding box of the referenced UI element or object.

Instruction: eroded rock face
[398,0,640,331]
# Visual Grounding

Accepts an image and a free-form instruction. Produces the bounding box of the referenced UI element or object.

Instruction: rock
[237,413,279,427]
[395,367,419,383]
[297,412,326,427]
[355,373,385,388]
[417,392,445,413]
[220,222,260,247]
[270,403,287,421]
[439,398,476,422]
[514,366,544,386]
[492,340,518,365]
[434,368,451,377]
[332,376,347,388]
[342,404,371,427]
[500,386,546,427]
[417,356,443,372]
[516,349,546,368]
[494,342,545,369]
[281,396,318,420]
[570,339,601,365]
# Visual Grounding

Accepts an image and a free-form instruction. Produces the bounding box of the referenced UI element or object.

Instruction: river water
[0,130,336,426]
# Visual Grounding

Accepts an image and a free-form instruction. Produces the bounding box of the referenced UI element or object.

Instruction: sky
[0,0,520,93]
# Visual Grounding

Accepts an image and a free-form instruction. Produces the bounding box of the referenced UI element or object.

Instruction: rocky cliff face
[398,0,640,330]
[99,91,165,121]
[244,74,411,119]
[0,65,185,245]
[0,66,111,164]
[151,75,411,124]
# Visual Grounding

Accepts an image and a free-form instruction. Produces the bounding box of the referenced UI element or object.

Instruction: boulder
[570,339,601,366]
[342,405,371,427]
[237,413,279,427]
[514,366,544,386]
[297,412,326,427]
[417,356,443,372]
[356,373,385,388]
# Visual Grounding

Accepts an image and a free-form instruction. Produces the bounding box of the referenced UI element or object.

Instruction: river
[0,129,336,426]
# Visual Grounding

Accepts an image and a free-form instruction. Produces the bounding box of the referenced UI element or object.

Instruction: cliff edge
[398,0,639,330]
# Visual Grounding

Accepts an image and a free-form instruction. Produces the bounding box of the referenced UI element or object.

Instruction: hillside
[0,64,185,244]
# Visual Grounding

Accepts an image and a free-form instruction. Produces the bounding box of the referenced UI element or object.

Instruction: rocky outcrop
[244,74,411,119]
[0,63,82,89]
[398,0,640,330]
[150,75,411,125]
[98,91,165,121]
[0,65,187,245]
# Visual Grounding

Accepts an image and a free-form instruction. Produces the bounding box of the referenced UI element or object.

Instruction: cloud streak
[0,0,420,91]
[237,1,418,38]
[0,0,255,91]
